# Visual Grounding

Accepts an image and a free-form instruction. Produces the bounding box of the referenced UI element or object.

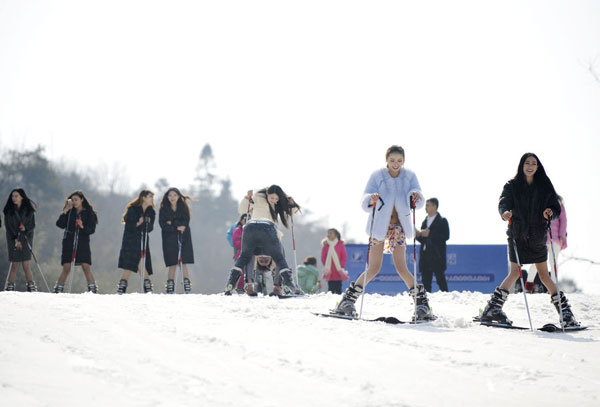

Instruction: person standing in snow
[159,187,194,294]
[415,198,450,292]
[321,228,348,294]
[116,190,156,294]
[480,153,579,327]
[297,256,321,294]
[224,185,302,295]
[54,191,99,293]
[332,145,434,320]
[3,188,37,292]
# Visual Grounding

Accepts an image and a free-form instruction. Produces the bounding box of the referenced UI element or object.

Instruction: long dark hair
[512,153,557,195]
[3,188,37,216]
[65,190,98,224]
[236,213,247,228]
[160,187,191,217]
[257,185,300,229]
[122,190,154,223]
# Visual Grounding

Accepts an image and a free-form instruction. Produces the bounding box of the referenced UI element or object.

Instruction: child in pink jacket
[321,228,348,294]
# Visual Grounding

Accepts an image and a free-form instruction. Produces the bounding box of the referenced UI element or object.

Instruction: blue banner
[343,244,508,294]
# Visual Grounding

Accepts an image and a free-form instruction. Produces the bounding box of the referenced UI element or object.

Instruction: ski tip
[538,323,588,333]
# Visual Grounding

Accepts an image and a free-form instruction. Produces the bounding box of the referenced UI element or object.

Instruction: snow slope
[0,291,598,407]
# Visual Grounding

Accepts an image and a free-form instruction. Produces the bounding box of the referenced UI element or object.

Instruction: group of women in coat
[3,144,580,328]
[2,187,194,294]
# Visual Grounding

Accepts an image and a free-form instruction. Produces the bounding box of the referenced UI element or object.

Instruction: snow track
[0,291,598,407]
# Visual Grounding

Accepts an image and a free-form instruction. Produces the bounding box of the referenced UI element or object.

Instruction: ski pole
[290,212,300,290]
[509,219,534,332]
[67,216,80,294]
[176,232,183,294]
[23,234,51,292]
[140,226,146,294]
[358,197,381,319]
[547,218,565,332]
[411,196,418,323]
[3,263,11,291]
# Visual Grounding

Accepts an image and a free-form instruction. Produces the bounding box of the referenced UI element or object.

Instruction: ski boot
[4,281,16,291]
[410,284,435,321]
[183,278,191,294]
[245,282,258,296]
[53,282,65,294]
[551,291,580,327]
[87,281,98,294]
[224,268,243,296]
[279,268,304,296]
[480,287,512,324]
[269,284,283,297]
[333,282,363,316]
[166,279,175,294]
[117,279,128,294]
[143,279,153,293]
[26,281,38,292]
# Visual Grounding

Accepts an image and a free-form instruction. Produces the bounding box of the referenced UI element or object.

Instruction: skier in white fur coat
[333,145,435,320]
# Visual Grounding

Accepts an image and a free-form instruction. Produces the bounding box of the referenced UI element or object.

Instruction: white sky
[1,1,599,258]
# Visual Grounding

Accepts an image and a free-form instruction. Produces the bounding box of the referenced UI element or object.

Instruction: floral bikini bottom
[370,223,406,254]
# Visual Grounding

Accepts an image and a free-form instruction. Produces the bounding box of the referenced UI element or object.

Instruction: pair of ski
[473,316,588,333]
[313,311,437,325]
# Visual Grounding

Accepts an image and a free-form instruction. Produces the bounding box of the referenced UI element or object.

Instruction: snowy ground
[0,291,598,407]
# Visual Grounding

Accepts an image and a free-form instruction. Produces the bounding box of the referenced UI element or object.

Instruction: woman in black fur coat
[480,153,579,327]
[116,190,155,294]
[54,191,99,293]
[159,187,194,294]
[3,188,37,292]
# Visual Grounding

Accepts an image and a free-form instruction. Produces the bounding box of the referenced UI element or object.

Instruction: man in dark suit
[416,198,450,292]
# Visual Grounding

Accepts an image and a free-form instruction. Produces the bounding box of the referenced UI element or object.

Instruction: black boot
[183,278,191,294]
[87,281,98,294]
[53,282,65,294]
[551,291,580,327]
[279,268,304,295]
[117,279,128,294]
[481,287,511,324]
[166,279,175,294]
[4,281,16,291]
[410,284,435,321]
[26,281,38,292]
[143,279,153,293]
[334,282,363,316]
[224,268,242,295]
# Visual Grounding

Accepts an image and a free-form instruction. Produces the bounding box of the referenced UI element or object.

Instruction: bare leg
[81,263,95,282]
[354,242,384,288]
[23,261,33,282]
[536,262,557,295]
[57,263,72,283]
[7,262,19,283]
[499,262,521,291]
[182,264,189,279]
[120,269,132,281]
[168,265,176,280]
[391,245,416,288]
